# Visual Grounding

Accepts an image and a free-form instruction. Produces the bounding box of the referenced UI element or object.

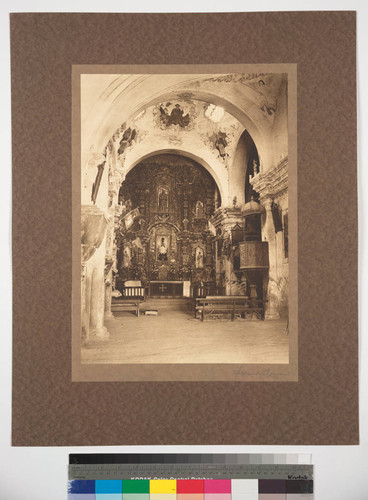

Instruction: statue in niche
[158,187,169,211]
[125,198,132,212]
[157,236,168,261]
[122,244,131,268]
[132,236,144,251]
[222,237,232,259]
[118,197,132,215]
[195,200,205,218]
[214,189,220,209]
[196,247,204,268]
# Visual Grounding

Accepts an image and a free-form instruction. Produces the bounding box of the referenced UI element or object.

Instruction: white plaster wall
[270,76,289,166]
[109,100,245,207]
[80,73,280,181]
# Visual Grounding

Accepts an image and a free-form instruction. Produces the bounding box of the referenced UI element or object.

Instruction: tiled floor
[82,299,289,364]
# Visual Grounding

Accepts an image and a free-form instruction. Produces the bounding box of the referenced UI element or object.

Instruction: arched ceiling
[81,72,285,171]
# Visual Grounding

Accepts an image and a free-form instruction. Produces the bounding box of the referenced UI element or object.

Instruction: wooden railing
[191,283,219,298]
[121,286,146,300]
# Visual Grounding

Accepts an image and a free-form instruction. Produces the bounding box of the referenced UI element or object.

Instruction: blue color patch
[68,480,95,493]
[96,480,123,493]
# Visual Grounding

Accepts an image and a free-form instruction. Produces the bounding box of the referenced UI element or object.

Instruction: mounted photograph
[73,64,297,381]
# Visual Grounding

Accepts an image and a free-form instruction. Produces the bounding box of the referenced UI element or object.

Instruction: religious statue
[158,187,169,210]
[195,200,205,218]
[122,244,131,267]
[125,198,132,212]
[132,237,145,264]
[118,197,132,216]
[222,237,232,259]
[196,247,204,268]
[157,237,168,261]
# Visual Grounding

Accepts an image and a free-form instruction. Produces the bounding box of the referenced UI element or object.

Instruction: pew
[195,295,266,321]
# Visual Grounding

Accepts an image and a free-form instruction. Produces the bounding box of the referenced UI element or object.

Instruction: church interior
[80,71,289,365]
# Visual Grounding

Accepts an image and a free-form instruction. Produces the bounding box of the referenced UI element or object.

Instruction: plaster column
[223,255,232,295]
[81,263,92,345]
[209,207,243,296]
[104,162,122,320]
[103,223,115,320]
[90,240,109,339]
[104,279,113,319]
[263,198,280,319]
[81,204,109,342]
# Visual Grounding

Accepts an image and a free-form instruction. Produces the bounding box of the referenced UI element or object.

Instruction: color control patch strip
[68,455,314,500]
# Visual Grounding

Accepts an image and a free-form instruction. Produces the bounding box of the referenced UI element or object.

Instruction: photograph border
[72,63,298,382]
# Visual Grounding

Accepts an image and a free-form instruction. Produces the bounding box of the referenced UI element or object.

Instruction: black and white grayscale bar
[68,454,313,481]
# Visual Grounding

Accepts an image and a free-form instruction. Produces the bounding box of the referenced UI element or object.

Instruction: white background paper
[1,1,367,499]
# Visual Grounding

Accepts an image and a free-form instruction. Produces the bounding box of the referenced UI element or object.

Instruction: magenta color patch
[204,480,232,494]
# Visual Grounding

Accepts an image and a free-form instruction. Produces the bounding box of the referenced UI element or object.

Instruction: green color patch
[123,480,150,494]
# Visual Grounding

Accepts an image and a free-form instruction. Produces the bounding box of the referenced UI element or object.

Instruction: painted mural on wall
[153,101,197,131]
[111,122,147,159]
[200,103,243,166]
[199,73,282,121]
[106,99,244,178]
[117,127,137,155]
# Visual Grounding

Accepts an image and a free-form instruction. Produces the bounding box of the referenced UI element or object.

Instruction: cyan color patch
[96,479,123,494]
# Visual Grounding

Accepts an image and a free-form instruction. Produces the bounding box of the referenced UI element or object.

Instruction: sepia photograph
[74,65,297,381]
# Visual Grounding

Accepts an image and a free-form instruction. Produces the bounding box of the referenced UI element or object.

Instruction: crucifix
[159,284,167,292]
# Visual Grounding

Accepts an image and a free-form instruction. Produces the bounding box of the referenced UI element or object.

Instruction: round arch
[84,85,271,175]
[124,90,266,154]
[124,148,225,205]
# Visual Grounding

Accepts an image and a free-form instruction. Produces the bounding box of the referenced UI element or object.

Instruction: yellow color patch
[150,480,177,493]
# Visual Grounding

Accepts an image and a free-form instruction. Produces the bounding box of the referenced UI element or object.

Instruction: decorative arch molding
[125,149,226,205]
[83,88,272,175]
[124,90,268,148]
[147,221,181,234]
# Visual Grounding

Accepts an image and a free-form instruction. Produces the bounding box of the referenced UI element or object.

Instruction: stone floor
[82,299,289,365]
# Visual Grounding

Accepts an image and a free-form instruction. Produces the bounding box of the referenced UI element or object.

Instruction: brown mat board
[11,12,358,445]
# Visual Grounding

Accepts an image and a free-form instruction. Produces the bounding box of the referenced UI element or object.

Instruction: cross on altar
[159,284,167,292]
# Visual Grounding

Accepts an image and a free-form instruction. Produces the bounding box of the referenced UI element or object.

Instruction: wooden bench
[111,299,140,317]
[121,280,146,301]
[195,296,266,321]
